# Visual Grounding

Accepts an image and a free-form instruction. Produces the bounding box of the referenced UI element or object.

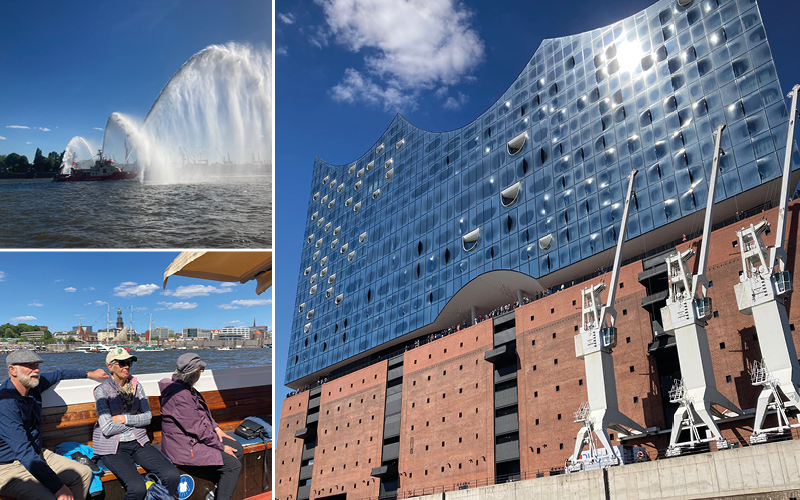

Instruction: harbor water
[1,348,272,382]
[0,177,272,248]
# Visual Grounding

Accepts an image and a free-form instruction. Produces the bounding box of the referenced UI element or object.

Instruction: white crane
[662,124,743,457]
[734,84,800,444]
[567,170,645,472]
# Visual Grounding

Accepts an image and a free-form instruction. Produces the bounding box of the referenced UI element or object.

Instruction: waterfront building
[279,0,800,499]
[219,326,251,341]
[72,325,93,333]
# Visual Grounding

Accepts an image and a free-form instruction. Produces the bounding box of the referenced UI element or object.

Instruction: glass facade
[286,0,799,385]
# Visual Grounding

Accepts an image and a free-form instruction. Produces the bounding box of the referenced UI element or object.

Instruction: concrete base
[407,438,800,500]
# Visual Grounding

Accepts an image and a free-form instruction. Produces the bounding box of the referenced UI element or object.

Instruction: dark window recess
[720,342,726,349]
[726,375,732,383]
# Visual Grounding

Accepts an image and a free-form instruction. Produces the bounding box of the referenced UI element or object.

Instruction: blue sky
[0,252,271,334]
[274,0,800,429]
[0,0,271,160]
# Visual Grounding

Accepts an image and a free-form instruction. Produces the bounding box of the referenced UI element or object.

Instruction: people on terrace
[92,348,180,500]
[158,354,243,500]
[0,349,108,500]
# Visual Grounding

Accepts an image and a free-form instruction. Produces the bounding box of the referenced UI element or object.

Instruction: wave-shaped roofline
[313,0,660,168]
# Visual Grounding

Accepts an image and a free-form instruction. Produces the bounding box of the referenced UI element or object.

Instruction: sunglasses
[115,360,133,367]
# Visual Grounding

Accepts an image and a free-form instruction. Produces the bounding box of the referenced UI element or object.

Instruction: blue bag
[54,441,104,495]
[144,473,173,500]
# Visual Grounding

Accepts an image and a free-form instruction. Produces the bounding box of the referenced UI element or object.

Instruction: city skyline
[0,252,272,334]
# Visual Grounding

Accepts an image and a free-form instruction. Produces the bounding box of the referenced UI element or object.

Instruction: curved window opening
[462,228,480,252]
[546,255,551,271]
[418,241,423,255]
[311,211,318,221]
[486,127,492,138]
[566,228,571,242]
[367,289,372,302]
[359,232,367,243]
[340,243,349,254]
[323,342,327,351]
[328,273,336,284]
[522,158,529,174]
[446,155,450,165]
[304,323,311,333]
[539,147,547,164]
[353,202,361,212]
[298,303,305,313]
[507,132,528,156]
[357,168,364,178]
[313,251,320,261]
[307,235,313,244]
[331,239,338,249]
[345,197,353,207]
[325,223,331,232]
[320,268,328,279]
[306,309,314,320]
[333,226,341,236]
[490,246,495,259]
[366,161,374,171]
[549,82,558,97]
[335,294,344,305]
[396,139,405,149]
[566,56,575,71]
[310,285,317,295]
[355,180,362,190]
[372,189,380,200]
[507,215,514,232]
[313,334,317,342]
[376,144,384,154]
[428,292,433,304]
[386,169,394,179]
[338,184,344,193]
[304,338,308,347]
[320,256,328,266]
[334,324,338,333]
[323,176,329,184]
[445,248,451,263]
[313,192,320,201]
[416,263,421,277]
[539,233,553,251]
[348,251,356,262]
[315,239,322,248]
[349,164,356,174]
[325,288,332,298]
[328,199,335,209]
[501,181,522,207]
[520,106,525,117]
[525,229,529,242]
[329,180,336,189]
[304,267,311,276]
[385,158,393,169]
[317,217,324,227]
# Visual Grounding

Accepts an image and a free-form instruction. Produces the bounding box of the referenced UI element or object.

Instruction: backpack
[143,473,173,500]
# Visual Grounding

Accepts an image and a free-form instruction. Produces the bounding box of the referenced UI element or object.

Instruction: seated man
[92,348,180,500]
[0,349,108,500]
[159,354,243,500]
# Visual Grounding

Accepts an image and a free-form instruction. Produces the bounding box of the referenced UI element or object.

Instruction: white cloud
[93,127,104,131]
[317,0,484,110]
[278,12,296,24]
[64,287,77,292]
[0,271,5,281]
[442,91,469,110]
[27,301,42,307]
[218,298,272,310]
[86,300,107,306]
[0,136,5,140]
[38,127,50,132]
[114,282,159,297]
[331,68,417,111]
[162,284,234,298]
[10,316,37,322]
[220,282,237,288]
[85,287,95,291]
[6,125,29,129]
[26,142,32,145]
[276,46,289,56]
[157,301,198,310]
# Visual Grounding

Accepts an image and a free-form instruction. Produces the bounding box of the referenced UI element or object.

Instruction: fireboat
[53,150,137,182]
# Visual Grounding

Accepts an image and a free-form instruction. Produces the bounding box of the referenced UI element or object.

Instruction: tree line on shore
[1,322,74,344]
[0,149,64,175]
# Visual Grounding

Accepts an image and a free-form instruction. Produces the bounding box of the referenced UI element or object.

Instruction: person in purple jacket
[158,353,242,500]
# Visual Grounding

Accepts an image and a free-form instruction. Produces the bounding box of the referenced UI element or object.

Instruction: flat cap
[6,349,44,366]
[176,353,207,374]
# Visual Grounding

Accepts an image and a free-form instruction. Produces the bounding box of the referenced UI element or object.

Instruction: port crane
[734,85,800,443]
[567,169,645,472]
[661,124,743,457]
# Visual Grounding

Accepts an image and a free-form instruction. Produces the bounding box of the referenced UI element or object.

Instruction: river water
[0,348,272,382]
[0,177,272,248]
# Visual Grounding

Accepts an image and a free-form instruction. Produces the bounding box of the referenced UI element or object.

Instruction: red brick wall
[397,321,495,494]
[276,391,309,500]
[311,361,388,500]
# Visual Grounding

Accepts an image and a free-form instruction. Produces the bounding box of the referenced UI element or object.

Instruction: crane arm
[769,84,800,272]
[600,169,638,325]
[692,124,726,298]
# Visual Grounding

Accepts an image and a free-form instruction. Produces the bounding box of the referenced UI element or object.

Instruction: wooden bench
[37,379,272,500]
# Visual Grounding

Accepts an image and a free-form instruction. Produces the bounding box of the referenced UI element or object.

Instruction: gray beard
[18,371,40,389]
